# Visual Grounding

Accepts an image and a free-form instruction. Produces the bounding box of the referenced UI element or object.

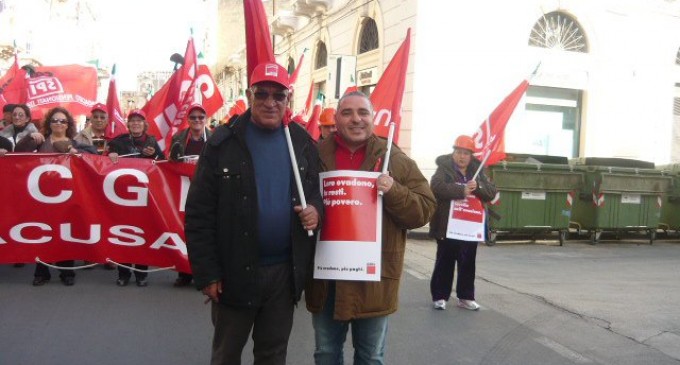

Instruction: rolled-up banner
[314,170,382,281]
[0,154,194,273]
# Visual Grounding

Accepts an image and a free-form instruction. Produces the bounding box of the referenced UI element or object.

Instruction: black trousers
[34,261,75,279]
[430,238,478,301]
[117,264,148,280]
[210,263,294,365]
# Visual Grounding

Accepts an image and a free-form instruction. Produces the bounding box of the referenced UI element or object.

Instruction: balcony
[293,0,333,17]
[272,12,308,36]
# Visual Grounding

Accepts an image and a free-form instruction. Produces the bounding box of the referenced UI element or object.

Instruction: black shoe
[32,277,50,286]
[13,263,25,268]
[173,277,192,287]
[136,278,148,287]
[116,277,130,287]
[61,276,75,286]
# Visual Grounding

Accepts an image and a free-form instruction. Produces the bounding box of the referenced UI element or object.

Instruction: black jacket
[428,154,497,240]
[108,133,165,160]
[168,127,212,161]
[184,110,323,307]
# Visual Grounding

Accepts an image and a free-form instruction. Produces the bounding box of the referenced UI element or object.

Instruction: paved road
[1,236,679,364]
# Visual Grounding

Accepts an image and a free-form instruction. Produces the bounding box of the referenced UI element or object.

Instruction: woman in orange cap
[428,135,497,311]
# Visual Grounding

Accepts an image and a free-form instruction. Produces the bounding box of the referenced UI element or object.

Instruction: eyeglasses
[189,115,206,121]
[13,113,26,118]
[50,119,68,125]
[253,91,288,103]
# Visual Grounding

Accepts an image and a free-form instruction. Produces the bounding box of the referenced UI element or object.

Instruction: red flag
[194,64,225,117]
[292,81,314,124]
[306,92,324,141]
[142,36,199,154]
[105,64,128,140]
[472,79,529,166]
[289,50,306,87]
[244,0,275,84]
[370,28,411,144]
[0,54,23,109]
[226,92,247,119]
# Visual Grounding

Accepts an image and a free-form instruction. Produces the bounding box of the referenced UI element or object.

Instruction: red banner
[472,79,529,166]
[370,28,411,144]
[0,54,22,109]
[0,154,194,273]
[194,64,225,117]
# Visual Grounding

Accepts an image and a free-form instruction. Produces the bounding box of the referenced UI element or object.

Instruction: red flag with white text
[105,64,128,140]
[370,28,411,144]
[472,79,529,166]
[244,0,276,84]
[142,36,198,154]
[193,64,224,117]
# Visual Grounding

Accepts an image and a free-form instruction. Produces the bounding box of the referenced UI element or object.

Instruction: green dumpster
[656,163,680,232]
[486,160,584,245]
[569,159,671,243]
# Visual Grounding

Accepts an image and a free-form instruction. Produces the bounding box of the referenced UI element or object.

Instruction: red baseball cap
[128,109,146,120]
[187,103,206,115]
[91,103,107,114]
[250,62,290,89]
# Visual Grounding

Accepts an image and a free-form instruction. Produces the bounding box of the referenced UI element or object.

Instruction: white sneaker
[457,299,480,311]
[433,299,446,310]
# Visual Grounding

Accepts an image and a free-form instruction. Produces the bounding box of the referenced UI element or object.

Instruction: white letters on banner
[103,169,150,207]
[446,196,486,242]
[28,165,73,203]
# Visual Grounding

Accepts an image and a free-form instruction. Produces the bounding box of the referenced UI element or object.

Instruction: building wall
[413,0,680,178]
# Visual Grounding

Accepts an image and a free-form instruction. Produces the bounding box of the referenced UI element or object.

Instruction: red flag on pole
[370,28,411,144]
[472,79,530,166]
[243,0,276,84]
[306,92,324,141]
[0,53,23,109]
[141,36,198,154]
[289,49,306,86]
[194,64,225,117]
[105,64,128,140]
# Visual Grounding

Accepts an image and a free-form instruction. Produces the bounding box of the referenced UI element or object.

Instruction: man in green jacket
[305,91,436,364]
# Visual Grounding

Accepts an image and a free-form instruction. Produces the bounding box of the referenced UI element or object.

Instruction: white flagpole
[378,122,396,197]
[283,125,314,237]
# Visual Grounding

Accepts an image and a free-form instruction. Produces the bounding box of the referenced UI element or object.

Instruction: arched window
[315,41,327,69]
[287,56,295,75]
[359,18,379,54]
[528,11,588,53]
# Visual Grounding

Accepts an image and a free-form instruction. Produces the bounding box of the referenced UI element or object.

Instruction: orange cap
[453,135,475,152]
[319,108,336,126]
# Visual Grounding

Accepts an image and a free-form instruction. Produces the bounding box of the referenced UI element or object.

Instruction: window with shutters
[359,18,379,54]
[315,42,327,70]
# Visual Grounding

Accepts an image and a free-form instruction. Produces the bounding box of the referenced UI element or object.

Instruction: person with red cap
[168,103,213,287]
[185,62,322,364]
[75,103,109,154]
[428,135,497,311]
[318,107,336,140]
[107,108,165,287]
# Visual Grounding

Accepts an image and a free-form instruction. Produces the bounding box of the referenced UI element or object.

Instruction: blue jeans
[312,283,388,365]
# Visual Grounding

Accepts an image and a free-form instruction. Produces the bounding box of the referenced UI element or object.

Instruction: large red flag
[370,28,411,144]
[244,0,276,84]
[472,79,530,166]
[105,64,128,140]
[142,36,198,154]
[194,64,225,117]
[289,50,306,87]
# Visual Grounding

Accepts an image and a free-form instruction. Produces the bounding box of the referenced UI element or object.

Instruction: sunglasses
[253,91,288,103]
[50,119,68,125]
[189,115,206,121]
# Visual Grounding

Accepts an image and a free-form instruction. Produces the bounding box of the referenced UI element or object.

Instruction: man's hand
[30,132,45,144]
[377,173,394,193]
[202,281,223,304]
[142,145,156,157]
[108,152,119,164]
[294,205,319,231]
[464,180,477,196]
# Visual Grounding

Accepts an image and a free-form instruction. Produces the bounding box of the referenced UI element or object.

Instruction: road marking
[535,336,593,363]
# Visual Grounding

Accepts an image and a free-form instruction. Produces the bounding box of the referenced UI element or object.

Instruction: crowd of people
[1,60,497,365]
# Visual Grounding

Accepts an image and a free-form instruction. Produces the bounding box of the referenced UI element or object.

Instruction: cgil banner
[314,170,382,281]
[0,154,195,273]
[446,195,486,242]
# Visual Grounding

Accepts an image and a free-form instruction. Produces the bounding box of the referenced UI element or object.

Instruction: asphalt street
[1,235,679,364]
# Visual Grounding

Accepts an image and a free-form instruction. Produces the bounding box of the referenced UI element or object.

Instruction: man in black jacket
[185,62,323,365]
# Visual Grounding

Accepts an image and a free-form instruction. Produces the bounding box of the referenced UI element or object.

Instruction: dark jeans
[34,261,75,279]
[117,264,148,280]
[430,238,478,301]
[210,263,294,365]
